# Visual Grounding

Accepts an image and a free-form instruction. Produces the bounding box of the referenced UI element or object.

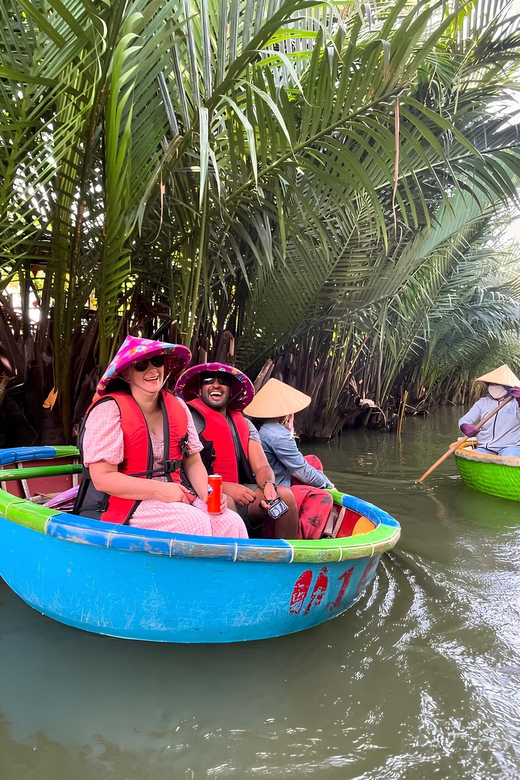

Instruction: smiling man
[175,363,299,539]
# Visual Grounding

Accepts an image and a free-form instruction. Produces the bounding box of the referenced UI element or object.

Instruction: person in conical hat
[243,379,335,540]
[458,364,520,456]
[244,378,334,489]
[175,364,299,539]
[76,336,248,538]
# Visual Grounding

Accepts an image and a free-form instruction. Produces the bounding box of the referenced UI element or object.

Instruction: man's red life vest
[188,397,252,483]
[83,390,188,524]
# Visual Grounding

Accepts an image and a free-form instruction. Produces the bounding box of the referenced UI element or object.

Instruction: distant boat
[0,446,400,643]
[454,442,520,502]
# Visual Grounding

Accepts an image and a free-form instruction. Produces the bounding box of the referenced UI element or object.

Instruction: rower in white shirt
[458,365,520,456]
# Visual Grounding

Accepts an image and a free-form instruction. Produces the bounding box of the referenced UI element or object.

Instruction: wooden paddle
[417,395,514,483]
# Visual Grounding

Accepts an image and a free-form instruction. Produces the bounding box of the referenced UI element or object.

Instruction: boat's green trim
[53,446,80,458]
[0,493,60,532]
[291,524,401,561]
[0,463,80,531]
[455,455,520,502]
[0,464,82,481]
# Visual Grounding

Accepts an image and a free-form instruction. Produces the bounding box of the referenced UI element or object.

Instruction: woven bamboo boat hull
[454,443,520,502]
[0,447,400,643]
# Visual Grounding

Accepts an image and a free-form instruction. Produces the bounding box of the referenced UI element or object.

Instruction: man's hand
[460,423,479,438]
[260,480,277,509]
[223,482,256,506]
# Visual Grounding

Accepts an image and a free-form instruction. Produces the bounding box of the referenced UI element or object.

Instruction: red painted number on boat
[289,569,313,614]
[290,566,360,614]
[303,567,329,615]
[326,567,354,611]
[354,557,379,599]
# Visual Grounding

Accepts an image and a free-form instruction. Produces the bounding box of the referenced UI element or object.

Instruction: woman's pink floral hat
[175,362,254,411]
[96,335,191,398]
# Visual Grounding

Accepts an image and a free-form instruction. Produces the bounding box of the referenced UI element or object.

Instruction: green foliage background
[1,0,520,440]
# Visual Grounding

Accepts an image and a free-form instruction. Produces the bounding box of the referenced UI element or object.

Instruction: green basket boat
[454,443,520,502]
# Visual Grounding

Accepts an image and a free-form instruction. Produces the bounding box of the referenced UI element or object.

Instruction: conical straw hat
[243,378,311,418]
[475,364,520,387]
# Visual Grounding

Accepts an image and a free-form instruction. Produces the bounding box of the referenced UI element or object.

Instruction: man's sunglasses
[132,355,165,372]
[201,374,233,387]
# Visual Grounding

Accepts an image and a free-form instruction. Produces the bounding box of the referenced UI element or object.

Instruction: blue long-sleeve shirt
[258,421,333,488]
[458,396,520,451]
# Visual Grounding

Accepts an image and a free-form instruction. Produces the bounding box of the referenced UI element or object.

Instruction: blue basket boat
[0,447,400,643]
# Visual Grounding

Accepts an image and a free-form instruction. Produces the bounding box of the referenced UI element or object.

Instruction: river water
[1,407,519,779]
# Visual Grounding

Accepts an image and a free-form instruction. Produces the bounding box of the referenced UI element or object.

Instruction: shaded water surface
[1,408,520,779]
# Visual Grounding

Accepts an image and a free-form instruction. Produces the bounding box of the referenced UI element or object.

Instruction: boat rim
[454,442,520,468]
[0,446,400,564]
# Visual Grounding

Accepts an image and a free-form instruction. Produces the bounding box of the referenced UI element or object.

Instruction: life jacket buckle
[179,435,189,458]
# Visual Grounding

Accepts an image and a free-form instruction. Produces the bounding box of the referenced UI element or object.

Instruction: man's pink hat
[96,335,191,397]
[175,362,254,411]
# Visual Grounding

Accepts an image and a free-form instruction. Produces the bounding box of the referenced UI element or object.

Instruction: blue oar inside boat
[0,447,400,643]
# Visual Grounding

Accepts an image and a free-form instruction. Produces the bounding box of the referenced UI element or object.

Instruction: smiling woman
[74,336,248,538]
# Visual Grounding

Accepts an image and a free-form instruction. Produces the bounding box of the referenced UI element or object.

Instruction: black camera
[267,497,289,520]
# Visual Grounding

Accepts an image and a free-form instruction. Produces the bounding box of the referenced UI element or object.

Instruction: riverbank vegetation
[1,0,520,442]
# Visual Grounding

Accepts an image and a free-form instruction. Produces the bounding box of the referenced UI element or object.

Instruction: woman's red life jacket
[187,397,252,483]
[83,390,189,524]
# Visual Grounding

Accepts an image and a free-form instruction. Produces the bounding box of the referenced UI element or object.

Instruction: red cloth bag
[292,455,332,539]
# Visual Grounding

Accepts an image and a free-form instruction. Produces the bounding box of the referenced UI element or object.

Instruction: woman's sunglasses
[132,355,165,372]
[201,374,233,387]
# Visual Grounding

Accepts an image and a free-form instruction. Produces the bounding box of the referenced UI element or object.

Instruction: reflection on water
[1,408,520,779]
